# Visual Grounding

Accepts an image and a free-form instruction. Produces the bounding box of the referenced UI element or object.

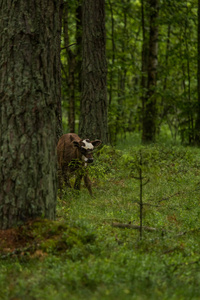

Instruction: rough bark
[142,0,159,143]
[79,0,108,143]
[0,0,62,229]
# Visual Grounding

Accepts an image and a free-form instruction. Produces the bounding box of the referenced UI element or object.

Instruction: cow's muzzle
[87,158,94,163]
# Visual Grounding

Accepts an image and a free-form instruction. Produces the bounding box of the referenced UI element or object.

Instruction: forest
[61,0,200,145]
[1,0,200,299]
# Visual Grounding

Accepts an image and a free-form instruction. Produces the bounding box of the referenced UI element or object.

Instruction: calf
[57,133,102,196]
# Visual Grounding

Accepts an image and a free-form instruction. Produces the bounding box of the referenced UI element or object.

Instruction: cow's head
[73,138,102,163]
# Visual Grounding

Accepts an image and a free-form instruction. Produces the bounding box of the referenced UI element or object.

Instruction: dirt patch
[0,221,38,255]
[0,219,61,256]
[0,219,96,259]
[0,228,30,252]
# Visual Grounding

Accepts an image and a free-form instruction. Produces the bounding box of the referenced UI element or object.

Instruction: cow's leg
[84,175,93,196]
[57,167,65,198]
[62,168,71,188]
[57,167,63,189]
[74,174,83,191]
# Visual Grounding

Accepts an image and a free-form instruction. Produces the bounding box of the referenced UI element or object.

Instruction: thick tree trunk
[142,0,159,143]
[0,0,62,229]
[79,0,108,143]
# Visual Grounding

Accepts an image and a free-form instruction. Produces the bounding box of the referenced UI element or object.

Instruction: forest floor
[1,134,200,300]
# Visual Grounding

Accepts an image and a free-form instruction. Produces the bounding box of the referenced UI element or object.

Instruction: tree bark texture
[142,0,159,143]
[79,0,108,143]
[0,0,62,229]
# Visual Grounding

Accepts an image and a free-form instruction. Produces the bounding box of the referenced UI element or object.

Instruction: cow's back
[57,133,80,168]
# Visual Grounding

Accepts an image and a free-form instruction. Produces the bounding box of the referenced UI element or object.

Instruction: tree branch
[112,222,157,232]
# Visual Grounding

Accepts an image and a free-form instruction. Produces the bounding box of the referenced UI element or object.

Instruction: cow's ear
[91,140,102,148]
[73,141,80,148]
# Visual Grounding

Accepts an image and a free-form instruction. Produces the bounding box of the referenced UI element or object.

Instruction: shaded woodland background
[61,0,200,145]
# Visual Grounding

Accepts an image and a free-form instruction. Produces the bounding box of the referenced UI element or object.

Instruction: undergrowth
[1,134,200,299]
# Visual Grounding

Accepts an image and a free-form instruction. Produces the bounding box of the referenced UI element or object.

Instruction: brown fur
[57,133,102,196]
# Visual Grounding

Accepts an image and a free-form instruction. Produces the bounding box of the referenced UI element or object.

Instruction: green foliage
[61,0,199,144]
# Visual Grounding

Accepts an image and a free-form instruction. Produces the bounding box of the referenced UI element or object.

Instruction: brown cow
[57,133,102,196]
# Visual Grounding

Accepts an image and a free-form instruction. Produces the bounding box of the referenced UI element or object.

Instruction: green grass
[1,135,200,299]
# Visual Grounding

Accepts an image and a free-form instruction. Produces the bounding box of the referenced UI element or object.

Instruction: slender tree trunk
[116,1,127,140]
[56,1,64,143]
[108,0,115,107]
[158,25,171,131]
[75,0,82,94]
[195,0,200,143]
[63,2,76,133]
[142,0,159,143]
[107,0,116,144]
[79,0,108,143]
[141,0,148,115]
[163,25,171,92]
[180,18,193,144]
[185,22,193,144]
[0,0,62,229]
[139,153,143,240]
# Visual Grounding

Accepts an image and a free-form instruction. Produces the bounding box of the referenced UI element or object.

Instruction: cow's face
[73,139,102,164]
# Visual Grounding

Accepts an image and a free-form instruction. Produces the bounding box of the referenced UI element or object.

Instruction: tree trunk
[185,13,193,144]
[158,25,171,131]
[142,0,159,143]
[75,0,82,94]
[79,0,108,143]
[141,0,148,117]
[116,0,127,141]
[0,0,62,229]
[63,1,76,133]
[195,0,200,144]
[56,1,64,143]
[107,0,116,108]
